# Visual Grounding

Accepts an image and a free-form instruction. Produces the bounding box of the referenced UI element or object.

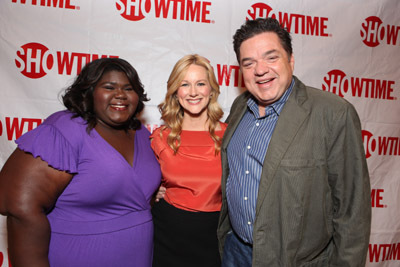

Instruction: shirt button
[247,221,251,225]
[256,123,260,126]
[244,197,248,200]
[247,145,251,149]
[245,170,249,175]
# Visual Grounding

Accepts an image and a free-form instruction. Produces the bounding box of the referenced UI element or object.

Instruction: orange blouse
[150,123,227,212]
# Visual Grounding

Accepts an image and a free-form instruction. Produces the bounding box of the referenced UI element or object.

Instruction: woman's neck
[181,116,209,131]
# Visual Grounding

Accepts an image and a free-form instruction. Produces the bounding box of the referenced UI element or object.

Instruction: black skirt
[152,199,221,267]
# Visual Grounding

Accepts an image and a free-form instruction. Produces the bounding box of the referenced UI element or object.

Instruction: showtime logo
[246,3,330,37]
[216,64,244,88]
[115,0,213,23]
[15,43,118,79]
[362,130,400,159]
[0,116,43,141]
[11,0,79,10]
[369,243,400,263]
[371,189,386,208]
[0,117,162,141]
[361,16,400,47]
[322,70,396,100]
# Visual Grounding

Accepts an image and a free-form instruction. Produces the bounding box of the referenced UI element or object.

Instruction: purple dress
[15,110,161,267]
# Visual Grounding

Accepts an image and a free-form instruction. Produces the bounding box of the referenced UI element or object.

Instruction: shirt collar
[247,78,295,118]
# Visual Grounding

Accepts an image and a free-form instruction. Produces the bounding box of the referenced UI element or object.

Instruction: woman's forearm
[7,212,51,267]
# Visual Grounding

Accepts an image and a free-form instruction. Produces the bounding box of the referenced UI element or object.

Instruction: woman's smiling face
[176,64,212,120]
[93,70,139,129]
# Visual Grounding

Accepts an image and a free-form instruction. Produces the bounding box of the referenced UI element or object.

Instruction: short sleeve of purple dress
[16,110,161,267]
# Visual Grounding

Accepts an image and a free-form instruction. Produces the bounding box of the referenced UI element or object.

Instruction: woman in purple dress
[0,58,161,267]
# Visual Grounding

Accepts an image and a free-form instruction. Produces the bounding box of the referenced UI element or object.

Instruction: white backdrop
[1,0,399,266]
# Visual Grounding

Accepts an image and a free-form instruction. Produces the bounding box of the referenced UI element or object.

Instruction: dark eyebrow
[240,49,279,65]
[240,57,252,65]
[99,81,131,87]
[263,49,278,57]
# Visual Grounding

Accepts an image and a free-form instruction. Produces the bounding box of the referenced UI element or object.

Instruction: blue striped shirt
[226,79,294,244]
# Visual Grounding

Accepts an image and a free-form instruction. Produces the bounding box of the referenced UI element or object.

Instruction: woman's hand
[154,186,166,202]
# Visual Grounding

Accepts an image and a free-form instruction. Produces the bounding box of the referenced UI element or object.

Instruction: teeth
[188,99,201,103]
[257,78,273,84]
[111,104,126,108]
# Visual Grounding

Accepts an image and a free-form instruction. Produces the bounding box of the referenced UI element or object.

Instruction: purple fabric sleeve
[15,112,79,173]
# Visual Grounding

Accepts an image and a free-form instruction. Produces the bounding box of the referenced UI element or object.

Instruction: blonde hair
[158,54,223,154]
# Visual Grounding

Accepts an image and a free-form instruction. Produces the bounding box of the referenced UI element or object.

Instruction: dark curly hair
[62,57,149,131]
[233,17,293,63]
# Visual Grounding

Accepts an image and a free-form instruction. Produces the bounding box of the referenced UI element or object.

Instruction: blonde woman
[151,54,226,267]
